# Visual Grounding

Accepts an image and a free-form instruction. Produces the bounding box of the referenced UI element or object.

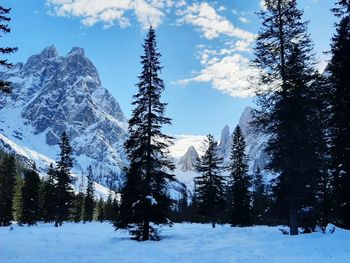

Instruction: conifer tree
[0,155,16,226]
[253,0,324,235]
[328,0,350,229]
[195,134,225,228]
[228,126,251,226]
[73,175,85,223]
[115,27,175,241]
[54,131,74,227]
[0,6,17,93]
[20,166,40,226]
[97,198,105,222]
[12,174,24,222]
[41,164,57,223]
[83,166,94,222]
[252,168,269,225]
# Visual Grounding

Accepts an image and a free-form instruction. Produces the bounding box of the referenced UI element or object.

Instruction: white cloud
[176,2,255,41]
[46,0,174,29]
[238,16,250,24]
[173,47,259,98]
[169,135,206,158]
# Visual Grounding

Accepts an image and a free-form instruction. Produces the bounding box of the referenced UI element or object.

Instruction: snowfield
[1,222,350,263]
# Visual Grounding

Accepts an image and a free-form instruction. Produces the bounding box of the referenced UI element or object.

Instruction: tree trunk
[289,203,298,235]
[143,220,149,241]
[212,221,216,228]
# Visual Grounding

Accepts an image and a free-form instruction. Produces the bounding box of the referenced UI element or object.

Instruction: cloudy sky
[3,0,335,138]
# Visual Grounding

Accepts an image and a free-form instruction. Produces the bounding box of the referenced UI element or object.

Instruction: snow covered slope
[0,46,128,189]
[2,222,350,263]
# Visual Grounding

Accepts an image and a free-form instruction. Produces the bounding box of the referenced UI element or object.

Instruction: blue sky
[2,0,335,138]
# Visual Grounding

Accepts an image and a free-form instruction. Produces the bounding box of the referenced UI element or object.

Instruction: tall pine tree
[328,0,350,229]
[41,164,57,223]
[83,165,94,222]
[20,165,40,226]
[115,27,175,241]
[228,126,251,227]
[195,134,225,228]
[54,131,74,227]
[0,155,16,226]
[253,0,324,235]
[0,6,17,92]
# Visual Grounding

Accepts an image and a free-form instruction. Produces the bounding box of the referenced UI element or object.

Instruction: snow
[1,222,350,263]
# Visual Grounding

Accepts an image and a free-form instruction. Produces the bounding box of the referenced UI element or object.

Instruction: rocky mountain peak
[178,145,199,172]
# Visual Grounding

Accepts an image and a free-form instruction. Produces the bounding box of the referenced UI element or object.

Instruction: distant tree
[53,131,74,227]
[20,165,41,226]
[228,126,251,226]
[12,174,24,222]
[195,134,225,228]
[0,155,16,226]
[96,198,105,222]
[251,168,269,225]
[115,27,175,241]
[0,6,18,93]
[41,164,57,223]
[328,0,350,229]
[83,166,94,222]
[73,175,85,223]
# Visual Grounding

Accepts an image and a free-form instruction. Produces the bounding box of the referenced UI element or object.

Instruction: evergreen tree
[252,168,269,225]
[73,175,85,223]
[328,0,350,229]
[20,166,40,226]
[105,190,114,221]
[253,0,324,235]
[53,131,74,227]
[115,27,175,241]
[0,155,16,226]
[0,6,17,93]
[228,126,251,226]
[41,164,57,223]
[83,166,94,222]
[12,174,24,222]
[195,134,225,228]
[97,198,105,222]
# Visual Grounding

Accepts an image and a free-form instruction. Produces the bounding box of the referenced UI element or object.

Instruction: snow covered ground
[1,222,350,263]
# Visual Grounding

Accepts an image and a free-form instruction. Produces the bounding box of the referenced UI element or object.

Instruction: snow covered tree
[20,165,41,226]
[328,0,350,229]
[0,155,16,226]
[115,27,175,241]
[0,6,17,93]
[228,126,251,226]
[83,165,94,222]
[41,164,57,223]
[53,131,74,227]
[253,0,324,235]
[195,134,225,228]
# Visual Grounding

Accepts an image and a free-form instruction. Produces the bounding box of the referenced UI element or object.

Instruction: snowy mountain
[0,46,128,189]
[178,146,199,172]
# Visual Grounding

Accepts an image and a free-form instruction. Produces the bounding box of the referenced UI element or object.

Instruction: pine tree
[253,0,324,235]
[328,0,350,229]
[0,155,16,226]
[41,164,57,223]
[20,165,41,226]
[12,174,24,222]
[252,168,269,225]
[0,6,17,93]
[228,126,251,226]
[73,175,85,223]
[53,131,74,227]
[83,166,94,222]
[97,198,105,222]
[115,27,175,241]
[195,134,225,228]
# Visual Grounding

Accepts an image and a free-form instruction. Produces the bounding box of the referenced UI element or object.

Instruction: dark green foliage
[115,27,175,241]
[0,155,16,226]
[83,166,94,222]
[53,132,74,227]
[72,176,85,223]
[253,0,325,235]
[12,174,24,222]
[0,6,17,93]
[328,0,350,229]
[20,166,40,226]
[96,198,105,222]
[40,164,56,223]
[228,126,251,226]
[195,134,225,228]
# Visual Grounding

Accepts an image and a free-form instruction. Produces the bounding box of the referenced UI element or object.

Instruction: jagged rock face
[218,125,230,157]
[0,46,128,188]
[178,146,199,172]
